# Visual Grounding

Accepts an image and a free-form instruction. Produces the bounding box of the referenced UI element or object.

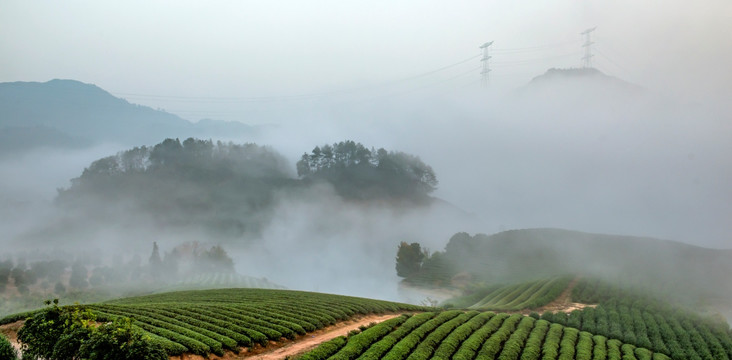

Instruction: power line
[361,66,482,101]
[492,40,578,53]
[111,54,481,103]
[492,52,580,67]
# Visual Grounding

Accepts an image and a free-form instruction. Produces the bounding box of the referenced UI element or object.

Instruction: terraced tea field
[1,288,427,357]
[446,276,573,311]
[300,310,671,360]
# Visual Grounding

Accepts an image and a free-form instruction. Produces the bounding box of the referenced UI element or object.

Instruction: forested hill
[296,141,437,202]
[402,228,732,303]
[52,138,439,240]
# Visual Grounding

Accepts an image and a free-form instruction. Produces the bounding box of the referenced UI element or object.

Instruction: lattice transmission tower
[480,41,493,87]
[581,27,596,68]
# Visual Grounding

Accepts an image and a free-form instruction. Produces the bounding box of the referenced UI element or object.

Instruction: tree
[0,333,18,360]
[17,300,94,360]
[18,300,166,360]
[197,245,235,273]
[149,242,162,279]
[78,317,168,360]
[396,242,426,278]
[297,140,438,201]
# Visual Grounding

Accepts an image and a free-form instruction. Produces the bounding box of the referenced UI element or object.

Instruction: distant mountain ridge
[516,67,647,104]
[527,67,643,91]
[0,79,255,152]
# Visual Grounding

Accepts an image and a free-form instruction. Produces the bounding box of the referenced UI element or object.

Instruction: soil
[169,313,402,360]
[519,277,596,315]
[0,320,24,354]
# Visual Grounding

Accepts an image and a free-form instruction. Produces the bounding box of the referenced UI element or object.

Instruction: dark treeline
[0,242,237,315]
[54,138,439,239]
[56,138,293,238]
[296,140,437,201]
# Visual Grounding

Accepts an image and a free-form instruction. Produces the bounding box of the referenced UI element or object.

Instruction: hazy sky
[1,1,731,251]
[2,1,731,122]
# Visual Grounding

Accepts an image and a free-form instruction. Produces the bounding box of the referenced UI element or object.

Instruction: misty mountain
[0,79,256,152]
[407,228,732,303]
[526,67,644,93]
[514,67,654,115]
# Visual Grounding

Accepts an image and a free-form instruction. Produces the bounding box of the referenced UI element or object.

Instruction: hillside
[403,229,732,304]
[300,277,732,360]
[1,288,427,358]
[3,278,731,359]
[0,79,256,152]
[526,67,643,92]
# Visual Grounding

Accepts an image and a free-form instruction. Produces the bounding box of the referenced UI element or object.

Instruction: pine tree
[149,242,163,280]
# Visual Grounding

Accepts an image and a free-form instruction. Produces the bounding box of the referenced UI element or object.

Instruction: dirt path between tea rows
[171,313,402,360]
[519,277,595,315]
[248,313,400,360]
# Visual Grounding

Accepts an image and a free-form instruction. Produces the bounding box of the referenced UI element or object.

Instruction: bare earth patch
[0,320,24,354]
[169,313,402,360]
[519,277,596,315]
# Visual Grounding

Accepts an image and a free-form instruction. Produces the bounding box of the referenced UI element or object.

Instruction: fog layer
[1,71,730,304]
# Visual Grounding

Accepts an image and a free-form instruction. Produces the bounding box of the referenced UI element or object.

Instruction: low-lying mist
[1,73,731,307]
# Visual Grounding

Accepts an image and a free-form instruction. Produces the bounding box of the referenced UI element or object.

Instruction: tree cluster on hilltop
[71,138,291,182]
[297,140,438,201]
[52,138,439,239]
[56,138,295,237]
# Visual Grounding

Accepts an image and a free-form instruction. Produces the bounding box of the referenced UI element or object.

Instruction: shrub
[17,300,168,360]
[78,317,168,360]
[0,333,18,360]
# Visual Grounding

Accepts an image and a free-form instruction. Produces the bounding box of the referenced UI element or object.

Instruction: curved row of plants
[445,276,572,311]
[2,289,428,358]
[536,278,732,360]
[299,310,671,360]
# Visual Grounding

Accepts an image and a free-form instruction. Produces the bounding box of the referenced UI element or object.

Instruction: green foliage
[297,140,438,201]
[431,311,492,359]
[297,336,347,360]
[444,276,572,311]
[357,312,438,360]
[17,299,96,360]
[57,138,294,238]
[78,317,168,360]
[15,299,173,360]
[0,333,18,360]
[395,242,426,278]
[496,315,535,360]
[543,278,731,360]
[35,288,429,358]
[55,138,439,244]
[519,319,550,360]
[301,310,668,360]
[328,315,409,359]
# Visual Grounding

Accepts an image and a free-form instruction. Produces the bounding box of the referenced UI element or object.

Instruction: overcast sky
[2,1,731,122]
[1,1,731,250]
